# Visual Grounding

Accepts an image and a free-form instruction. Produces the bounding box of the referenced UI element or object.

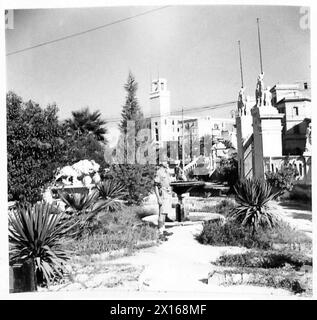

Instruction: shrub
[196,220,311,250]
[9,202,77,285]
[230,178,279,234]
[106,164,156,205]
[265,159,299,195]
[96,179,126,212]
[58,189,100,215]
[215,156,239,190]
[213,199,236,216]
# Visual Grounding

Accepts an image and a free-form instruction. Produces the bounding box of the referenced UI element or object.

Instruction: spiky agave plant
[9,202,77,285]
[230,178,280,235]
[58,188,99,215]
[96,179,126,213]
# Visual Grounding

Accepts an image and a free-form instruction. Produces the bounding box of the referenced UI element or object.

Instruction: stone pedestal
[251,105,284,179]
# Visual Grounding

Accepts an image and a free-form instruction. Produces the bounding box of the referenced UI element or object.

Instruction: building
[147,78,237,165]
[236,77,311,187]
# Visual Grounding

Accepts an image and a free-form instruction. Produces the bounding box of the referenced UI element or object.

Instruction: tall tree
[119,72,144,163]
[65,107,107,142]
[119,71,144,134]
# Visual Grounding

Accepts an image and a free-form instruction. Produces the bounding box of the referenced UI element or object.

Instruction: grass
[196,219,312,250]
[60,206,158,256]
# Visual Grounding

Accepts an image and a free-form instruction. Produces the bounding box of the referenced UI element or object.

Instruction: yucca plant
[9,202,77,285]
[96,179,126,213]
[229,178,280,235]
[58,189,99,215]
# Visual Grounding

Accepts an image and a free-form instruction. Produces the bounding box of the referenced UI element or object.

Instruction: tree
[65,107,107,142]
[119,72,144,163]
[7,91,69,203]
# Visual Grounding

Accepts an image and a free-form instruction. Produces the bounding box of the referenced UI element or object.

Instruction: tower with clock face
[149,79,171,146]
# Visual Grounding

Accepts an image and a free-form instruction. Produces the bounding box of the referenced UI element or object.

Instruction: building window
[299,163,303,176]
[155,122,158,126]
[304,82,308,90]
[293,106,299,116]
[271,164,274,172]
[172,120,174,125]
[155,128,159,141]
[165,119,167,125]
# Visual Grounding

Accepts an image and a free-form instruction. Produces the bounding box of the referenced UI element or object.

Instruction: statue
[255,72,264,106]
[304,122,312,155]
[237,86,247,116]
[263,86,272,106]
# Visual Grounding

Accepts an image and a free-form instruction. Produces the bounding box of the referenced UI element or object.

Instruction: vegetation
[213,250,312,294]
[196,220,311,250]
[9,203,77,285]
[106,164,156,205]
[118,72,145,164]
[265,159,299,196]
[230,178,279,234]
[7,92,69,203]
[215,156,239,190]
[65,107,107,142]
[60,207,158,256]
[215,250,312,270]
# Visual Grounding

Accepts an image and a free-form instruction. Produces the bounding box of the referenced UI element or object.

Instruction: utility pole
[182,107,185,169]
[257,18,263,73]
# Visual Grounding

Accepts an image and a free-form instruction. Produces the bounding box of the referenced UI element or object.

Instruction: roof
[276,97,311,105]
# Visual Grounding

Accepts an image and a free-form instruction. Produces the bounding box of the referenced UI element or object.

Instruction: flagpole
[257,18,263,73]
[238,40,244,87]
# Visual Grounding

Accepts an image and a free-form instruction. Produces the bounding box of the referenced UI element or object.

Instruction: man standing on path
[154,162,172,232]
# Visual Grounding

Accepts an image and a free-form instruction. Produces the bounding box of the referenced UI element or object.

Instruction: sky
[5,5,310,144]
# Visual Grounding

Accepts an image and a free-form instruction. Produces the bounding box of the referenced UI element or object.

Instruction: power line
[104,100,236,123]
[6,6,171,56]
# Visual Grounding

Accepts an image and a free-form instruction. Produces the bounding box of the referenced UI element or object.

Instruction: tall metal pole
[182,107,185,169]
[238,40,244,87]
[257,18,263,73]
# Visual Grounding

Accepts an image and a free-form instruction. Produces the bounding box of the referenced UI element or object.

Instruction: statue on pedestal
[237,86,247,116]
[263,86,272,106]
[255,72,265,106]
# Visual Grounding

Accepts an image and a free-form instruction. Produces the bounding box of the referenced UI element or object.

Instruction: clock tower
[149,78,171,145]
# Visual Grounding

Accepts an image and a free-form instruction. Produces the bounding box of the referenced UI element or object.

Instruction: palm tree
[66,107,107,142]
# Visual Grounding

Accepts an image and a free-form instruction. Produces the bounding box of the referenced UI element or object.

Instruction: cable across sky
[6,5,171,56]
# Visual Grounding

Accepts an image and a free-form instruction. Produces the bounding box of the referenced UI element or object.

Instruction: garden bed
[208,250,312,295]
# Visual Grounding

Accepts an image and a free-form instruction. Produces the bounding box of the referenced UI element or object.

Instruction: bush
[215,156,239,190]
[106,164,156,205]
[213,199,236,216]
[196,220,311,250]
[265,159,299,195]
[9,202,77,285]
